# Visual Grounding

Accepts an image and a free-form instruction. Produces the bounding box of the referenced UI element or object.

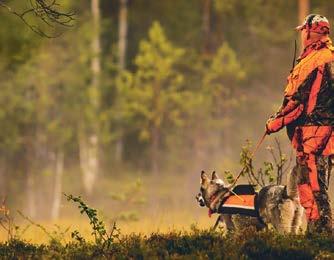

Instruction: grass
[0,165,333,259]
[0,194,333,259]
[0,212,213,244]
[0,227,334,259]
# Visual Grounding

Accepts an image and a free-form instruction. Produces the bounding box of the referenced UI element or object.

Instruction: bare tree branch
[0,0,75,38]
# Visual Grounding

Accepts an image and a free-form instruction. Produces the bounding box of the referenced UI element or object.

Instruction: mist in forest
[0,0,333,238]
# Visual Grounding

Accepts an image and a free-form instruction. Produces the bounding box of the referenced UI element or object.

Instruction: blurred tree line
[0,0,333,219]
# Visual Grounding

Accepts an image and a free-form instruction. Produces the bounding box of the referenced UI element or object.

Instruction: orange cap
[296,14,330,34]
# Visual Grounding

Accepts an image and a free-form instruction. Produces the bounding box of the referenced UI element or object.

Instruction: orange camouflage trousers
[291,126,333,232]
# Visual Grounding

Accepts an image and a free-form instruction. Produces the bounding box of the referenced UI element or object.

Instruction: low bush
[0,228,333,259]
[0,195,333,259]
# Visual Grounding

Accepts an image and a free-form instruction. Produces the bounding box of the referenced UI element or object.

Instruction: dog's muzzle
[196,193,206,207]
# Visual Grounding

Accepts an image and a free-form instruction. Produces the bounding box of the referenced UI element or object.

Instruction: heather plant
[0,195,333,258]
[0,199,16,241]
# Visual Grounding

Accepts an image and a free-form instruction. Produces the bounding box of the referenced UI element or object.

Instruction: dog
[196,169,306,234]
[196,192,262,231]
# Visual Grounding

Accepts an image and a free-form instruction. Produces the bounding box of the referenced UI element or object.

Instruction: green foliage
[2,0,334,225]
[203,42,246,117]
[109,178,145,203]
[109,178,145,222]
[225,139,289,187]
[0,228,333,258]
[65,194,121,250]
[1,193,334,259]
[214,0,239,14]
[117,21,187,142]
[117,211,140,222]
[239,140,275,187]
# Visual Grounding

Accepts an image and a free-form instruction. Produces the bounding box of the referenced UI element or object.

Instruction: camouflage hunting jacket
[266,39,334,155]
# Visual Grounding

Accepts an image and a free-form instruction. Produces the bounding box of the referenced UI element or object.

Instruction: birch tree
[13,38,79,219]
[79,0,101,195]
[50,150,64,220]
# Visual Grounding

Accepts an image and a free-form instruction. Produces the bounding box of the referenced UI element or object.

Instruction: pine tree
[205,42,245,132]
[117,22,187,173]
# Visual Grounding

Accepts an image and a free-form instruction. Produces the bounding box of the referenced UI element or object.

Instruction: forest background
[0,0,332,242]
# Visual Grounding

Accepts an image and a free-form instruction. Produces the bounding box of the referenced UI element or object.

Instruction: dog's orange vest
[218,185,259,218]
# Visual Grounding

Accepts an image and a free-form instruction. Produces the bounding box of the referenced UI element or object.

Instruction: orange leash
[251,131,267,158]
[230,131,267,187]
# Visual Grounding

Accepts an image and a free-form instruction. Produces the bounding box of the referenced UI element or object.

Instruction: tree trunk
[202,0,212,55]
[151,125,160,175]
[118,0,128,70]
[151,78,161,175]
[91,0,101,96]
[26,165,36,218]
[79,133,99,195]
[0,159,6,200]
[78,0,101,195]
[115,0,128,163]
[195,0,213,167]
[51,150,64,220]
[24,137,36,218]
[298,0,309,49]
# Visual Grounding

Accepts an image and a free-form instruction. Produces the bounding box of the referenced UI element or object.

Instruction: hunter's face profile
[300,27,327,47]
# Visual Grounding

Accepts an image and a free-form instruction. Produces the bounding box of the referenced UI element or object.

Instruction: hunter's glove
[265,116,281,135]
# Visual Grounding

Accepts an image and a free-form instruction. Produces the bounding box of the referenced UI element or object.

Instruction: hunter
[266,14,334,233]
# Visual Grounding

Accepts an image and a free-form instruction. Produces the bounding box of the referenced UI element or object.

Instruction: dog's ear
[201,170,209,185]
[211,171,219,180]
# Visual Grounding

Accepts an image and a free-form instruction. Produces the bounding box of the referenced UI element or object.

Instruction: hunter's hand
[265,117,278,135]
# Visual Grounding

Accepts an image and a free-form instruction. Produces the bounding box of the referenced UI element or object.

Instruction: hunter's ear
[211,171,219,180]
[201,170,209,185]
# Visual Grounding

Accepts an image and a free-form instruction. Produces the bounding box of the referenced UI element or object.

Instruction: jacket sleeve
[266,68,318,134]
[266,98,304,133]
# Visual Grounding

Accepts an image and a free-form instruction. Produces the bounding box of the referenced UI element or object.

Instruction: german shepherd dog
[196,170,306,234]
